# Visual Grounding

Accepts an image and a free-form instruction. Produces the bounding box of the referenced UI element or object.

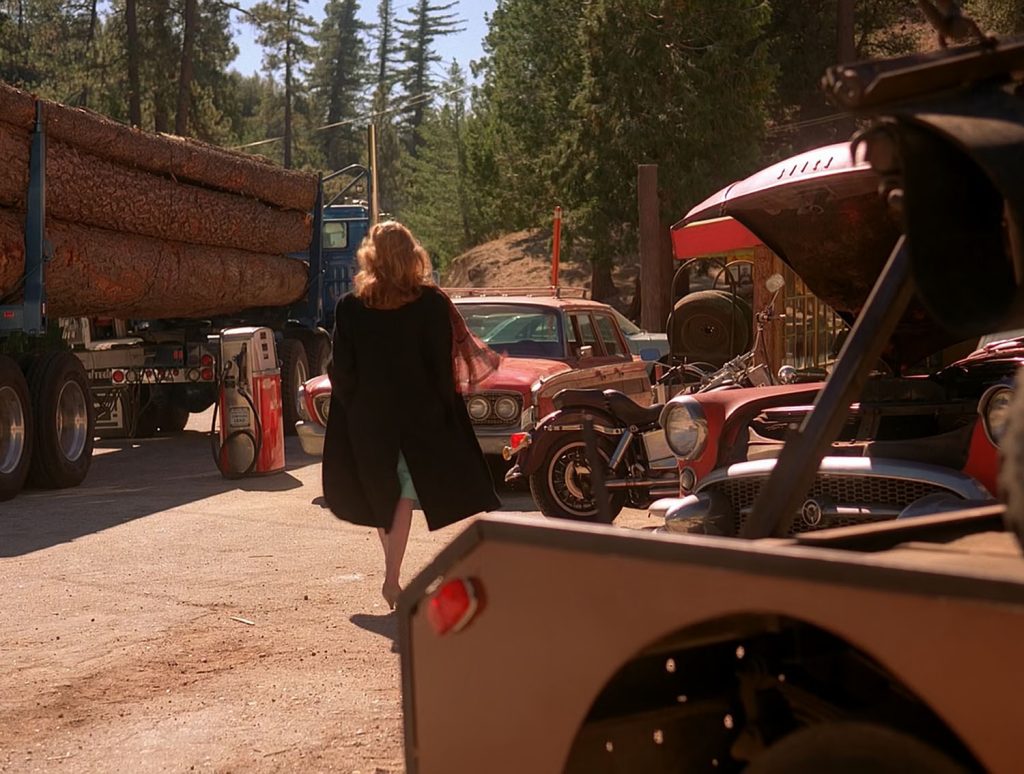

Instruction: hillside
[442,228,639,310]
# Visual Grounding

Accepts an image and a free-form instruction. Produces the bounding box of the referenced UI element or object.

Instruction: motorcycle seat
[604,390,664,426]
[551,388,664,427]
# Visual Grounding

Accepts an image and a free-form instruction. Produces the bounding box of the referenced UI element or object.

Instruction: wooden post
[551,206,562,289]
[638,165,672,332]
[837,0,856,63]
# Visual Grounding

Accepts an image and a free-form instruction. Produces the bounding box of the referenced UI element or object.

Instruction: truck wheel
[669,290,752,365]
[747,722,966,773]
[1000,370,1024,548]
[279,338,308,437]
[133,387,160,438]
[159,401,190,434]
[529,432,625,522]
[0,355,33,501]
[26,352,94,489]
[306,335,331,376]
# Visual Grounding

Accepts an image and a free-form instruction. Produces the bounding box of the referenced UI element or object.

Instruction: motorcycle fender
[517,408,622,476]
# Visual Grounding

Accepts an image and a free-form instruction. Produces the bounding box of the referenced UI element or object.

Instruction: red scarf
[439,290,502,394]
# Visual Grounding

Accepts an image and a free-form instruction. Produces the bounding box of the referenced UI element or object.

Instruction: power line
[229,82,468,150]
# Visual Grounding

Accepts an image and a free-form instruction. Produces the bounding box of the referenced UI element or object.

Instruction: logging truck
[0,85,373,501]
[397,32,1024,774]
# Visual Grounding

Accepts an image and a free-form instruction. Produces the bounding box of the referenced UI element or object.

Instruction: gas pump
[211,327,285,478]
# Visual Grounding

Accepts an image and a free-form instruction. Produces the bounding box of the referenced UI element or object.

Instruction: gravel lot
[0,411,658,773]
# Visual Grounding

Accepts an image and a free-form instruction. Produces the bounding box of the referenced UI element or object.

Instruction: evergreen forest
[2,0,1023,289]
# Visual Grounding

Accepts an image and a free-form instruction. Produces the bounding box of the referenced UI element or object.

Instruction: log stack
[0,81,318,318]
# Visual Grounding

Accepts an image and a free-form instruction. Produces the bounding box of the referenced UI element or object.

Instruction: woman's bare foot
[382,581,402,611]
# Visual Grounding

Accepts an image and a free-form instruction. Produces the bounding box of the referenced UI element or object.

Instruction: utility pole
[638,165,672,332]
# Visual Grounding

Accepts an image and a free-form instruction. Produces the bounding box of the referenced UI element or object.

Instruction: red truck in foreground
[397,27,1024,774]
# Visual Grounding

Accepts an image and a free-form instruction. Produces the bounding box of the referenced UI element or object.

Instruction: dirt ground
[0,411,659,773]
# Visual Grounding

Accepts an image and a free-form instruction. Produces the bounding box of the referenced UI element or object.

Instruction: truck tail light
[200,353,214,368]
[427,578,484,636]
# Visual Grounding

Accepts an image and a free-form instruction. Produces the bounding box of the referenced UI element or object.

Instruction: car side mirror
[579,345,594,359]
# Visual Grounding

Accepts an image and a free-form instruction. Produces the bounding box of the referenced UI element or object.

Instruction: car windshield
[456,303,564,359]
[612,308,642,336]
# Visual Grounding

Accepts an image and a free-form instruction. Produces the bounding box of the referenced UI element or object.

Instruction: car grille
[710,474,956,536]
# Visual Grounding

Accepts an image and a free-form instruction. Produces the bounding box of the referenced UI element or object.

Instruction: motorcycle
[506,275,803,522]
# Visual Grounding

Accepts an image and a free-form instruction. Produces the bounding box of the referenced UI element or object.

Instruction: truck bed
[399,505,1024,774]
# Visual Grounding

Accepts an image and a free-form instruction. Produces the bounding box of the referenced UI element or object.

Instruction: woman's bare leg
[381,498,414,609]
[376,528,389,563]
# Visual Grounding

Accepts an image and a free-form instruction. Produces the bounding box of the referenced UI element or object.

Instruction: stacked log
[0,82,319,319]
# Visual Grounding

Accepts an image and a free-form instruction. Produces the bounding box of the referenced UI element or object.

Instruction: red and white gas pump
[212,326,285,478]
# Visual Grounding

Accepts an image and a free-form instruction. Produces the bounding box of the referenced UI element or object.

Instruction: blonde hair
[353,221,434,309]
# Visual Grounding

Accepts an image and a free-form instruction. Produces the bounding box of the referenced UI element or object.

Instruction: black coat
[322,286,500,531]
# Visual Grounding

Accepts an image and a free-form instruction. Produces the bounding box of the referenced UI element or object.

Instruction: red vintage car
[653,142,1023,536]
[295,290,651,458]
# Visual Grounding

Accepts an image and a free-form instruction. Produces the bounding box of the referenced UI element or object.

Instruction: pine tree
[370,0,401,108]
[468,0,586,233]
[251,0,315,168]
[402,63,475,268]
[560,0,776,300]
[312,0,370,170]
[395,0,464,155]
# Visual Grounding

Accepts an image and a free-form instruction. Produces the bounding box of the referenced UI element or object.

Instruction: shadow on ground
[1,430,318,558]
[350,613,399,653]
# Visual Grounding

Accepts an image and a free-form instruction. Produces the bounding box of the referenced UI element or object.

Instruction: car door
[530,310,651,418]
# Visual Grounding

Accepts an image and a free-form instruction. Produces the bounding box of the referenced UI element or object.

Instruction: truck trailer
[0,91,374,501]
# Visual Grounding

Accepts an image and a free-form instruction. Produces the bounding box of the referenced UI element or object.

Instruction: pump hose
[210,367,265,479]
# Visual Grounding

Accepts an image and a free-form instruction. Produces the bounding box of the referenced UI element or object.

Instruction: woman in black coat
[322,221,500,609]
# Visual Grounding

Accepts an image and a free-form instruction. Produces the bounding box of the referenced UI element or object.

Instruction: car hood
[676,142,953,366]
[475,357,571,394]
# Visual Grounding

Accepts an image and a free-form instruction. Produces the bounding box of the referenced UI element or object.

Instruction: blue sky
[230,0,496,80]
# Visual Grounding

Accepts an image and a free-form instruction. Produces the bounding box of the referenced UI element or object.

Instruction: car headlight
[980,384,1014,446]
[313,394,331,424]
[494,396,520,422]
[467,396,491,421]
[660,396,708,459]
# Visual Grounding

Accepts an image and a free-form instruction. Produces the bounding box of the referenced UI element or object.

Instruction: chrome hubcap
[0,385,26,475]
[56,380,89,462]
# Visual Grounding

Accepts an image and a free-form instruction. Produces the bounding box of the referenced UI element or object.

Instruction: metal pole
[742,236,914,538]
[551,206,562,291]
[23,101,47,334]
[368,124,380,226]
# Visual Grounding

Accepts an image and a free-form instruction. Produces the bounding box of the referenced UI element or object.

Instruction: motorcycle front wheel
[529,432,626,522]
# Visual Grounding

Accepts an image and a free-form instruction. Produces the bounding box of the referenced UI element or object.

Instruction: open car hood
[674,143,957,366]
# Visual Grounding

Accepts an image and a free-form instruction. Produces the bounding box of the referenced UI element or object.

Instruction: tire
[158,400,190,434]
[528,432,625,522]
[26,352,94,489]
[0,355,33,501]
[1001,370,1024,549]
[669,290,752,365]
[306,335,331,376]
[278,338,309,437]
[747,722,967,773]
[133,387,160,439]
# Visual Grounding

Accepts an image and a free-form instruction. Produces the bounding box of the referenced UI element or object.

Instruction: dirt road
[0,413,659,773]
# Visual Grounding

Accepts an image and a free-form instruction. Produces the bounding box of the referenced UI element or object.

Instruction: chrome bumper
[295,421,325,457]
[653,456,995,536]
[474,426,517,456]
